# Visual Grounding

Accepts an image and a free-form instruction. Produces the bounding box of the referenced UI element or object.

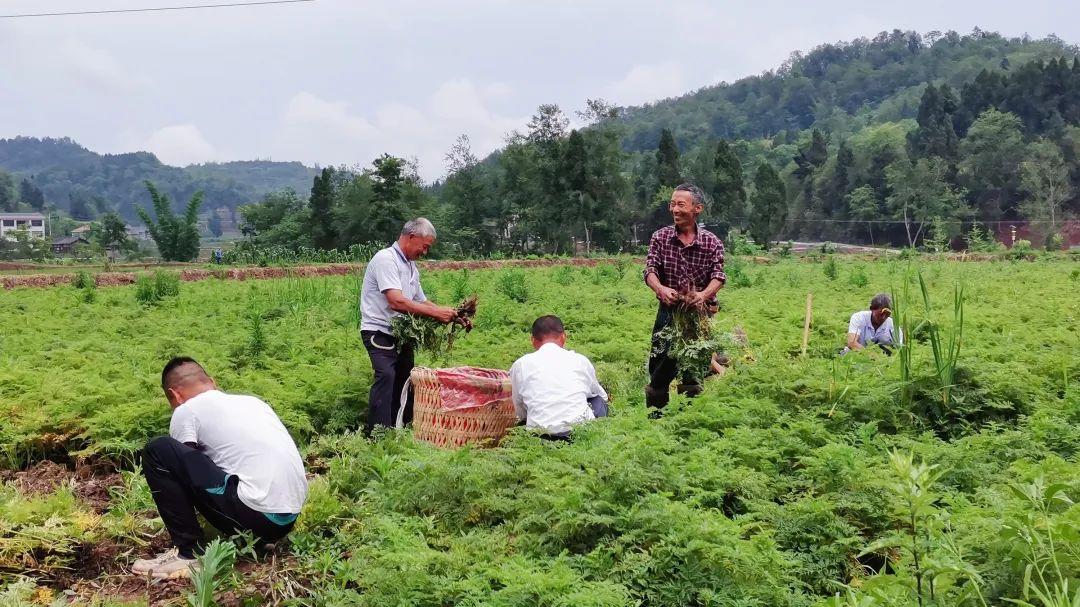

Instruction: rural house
[0,212,46,240]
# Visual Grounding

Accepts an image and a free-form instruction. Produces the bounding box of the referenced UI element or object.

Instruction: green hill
[616,29,1075,151]
[0,136,316,221]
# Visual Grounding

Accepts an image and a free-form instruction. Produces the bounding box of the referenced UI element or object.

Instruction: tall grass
[894,267,965,410]
[918,272,964,409]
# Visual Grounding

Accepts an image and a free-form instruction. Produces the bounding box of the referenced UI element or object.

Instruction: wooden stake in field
[801,292,813,357]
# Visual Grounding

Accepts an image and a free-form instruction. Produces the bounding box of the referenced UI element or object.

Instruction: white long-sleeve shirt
[509,343,607,435]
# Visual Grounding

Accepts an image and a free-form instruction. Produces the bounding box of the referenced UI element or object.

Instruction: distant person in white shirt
[842,293,902,355]
[509,315,608,439]
[132,357,308,579]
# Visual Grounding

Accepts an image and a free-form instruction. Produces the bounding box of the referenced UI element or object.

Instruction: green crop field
[1,255,1078,606]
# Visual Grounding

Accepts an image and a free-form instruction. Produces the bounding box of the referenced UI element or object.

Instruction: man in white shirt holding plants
[843,293,903,355]
[510,315,608,439]
[131,357,307,579]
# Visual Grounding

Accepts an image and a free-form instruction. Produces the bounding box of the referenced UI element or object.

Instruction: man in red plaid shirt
[643,183,726,409]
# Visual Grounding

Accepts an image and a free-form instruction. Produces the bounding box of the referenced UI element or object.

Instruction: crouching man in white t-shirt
[510,316,609,440]
[842,293,903,356]
[132,357,308,579]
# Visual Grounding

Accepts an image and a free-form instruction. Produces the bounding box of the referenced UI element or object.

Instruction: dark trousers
[361,330,415,435]
[142,436,294,558]
[647,305,702,407]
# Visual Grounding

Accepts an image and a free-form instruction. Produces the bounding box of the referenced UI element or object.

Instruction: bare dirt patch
[5,460,122,514]
[2,257,636,289]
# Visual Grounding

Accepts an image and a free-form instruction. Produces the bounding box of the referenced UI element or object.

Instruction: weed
[824,256,840,281]
[135,270,181,305]
[848,265,869,288]
[496,269,529,303]
[553,265,575,286]
[72,270,95,289]
[187,538,236,607]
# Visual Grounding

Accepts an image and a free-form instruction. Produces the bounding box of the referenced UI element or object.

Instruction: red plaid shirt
[643,225,726,298]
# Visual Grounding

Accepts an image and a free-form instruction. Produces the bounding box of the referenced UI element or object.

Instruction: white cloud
[143,125,219,166]
[603,62,688,106]
[58,39,151,95]
[283,92,376,140]
[274,80,525,181]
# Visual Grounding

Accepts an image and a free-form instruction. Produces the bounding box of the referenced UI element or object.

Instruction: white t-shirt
[847,310,901,347]
[360,242,426,334]
[170,390,307,514]
[509,342,607,435]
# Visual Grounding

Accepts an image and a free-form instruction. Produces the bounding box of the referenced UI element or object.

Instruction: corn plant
[187,538,237,607]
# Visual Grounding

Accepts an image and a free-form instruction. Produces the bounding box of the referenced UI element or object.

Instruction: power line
[779,218,1066,225]
[0,0,314,19]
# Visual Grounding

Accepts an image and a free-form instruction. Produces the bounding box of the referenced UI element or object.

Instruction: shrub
[848,265,869,287]
[553,265,575,286]
[496,269,529,303]
[135,270,181,305]
[823,256,839,281]
[72,270,95,289]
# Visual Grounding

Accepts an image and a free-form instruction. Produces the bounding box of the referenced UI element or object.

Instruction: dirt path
[2,257,628,290]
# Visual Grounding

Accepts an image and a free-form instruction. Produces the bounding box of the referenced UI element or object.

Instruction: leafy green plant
[1001,478,1078,607]
[653,304,736,382]
[496,269,529,303]
[965,224,999,253]
[917,271,964,409]
[135,270,181,305]
[926,216,952,254]
[448,269,471,302]
[187,538,236,607]
[72,270,95,289]
[726,256,753,288]
[848,265,869,288]
[824,256,840,281]
[552,265,575,286]
[391,296,477,357]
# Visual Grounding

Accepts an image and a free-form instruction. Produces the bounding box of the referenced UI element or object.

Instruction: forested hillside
[225,29,1080,256]
[3,29,1079,253]
[0,137,315,222]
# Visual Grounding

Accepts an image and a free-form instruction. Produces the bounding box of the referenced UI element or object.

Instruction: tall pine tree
[711,139,746,228]
[656,128,681,187]
[748,163,787,250]
[909,83,959,161]
[309,167,338,249]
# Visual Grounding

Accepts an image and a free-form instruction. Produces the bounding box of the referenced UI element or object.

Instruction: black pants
[361,330,415,435]
[142,437,294,558]
[647,305,702,404]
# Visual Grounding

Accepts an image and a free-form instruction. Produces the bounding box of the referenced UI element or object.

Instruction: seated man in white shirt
[842,293,903,355]
[510,315,608,439]
[131,357,308,579]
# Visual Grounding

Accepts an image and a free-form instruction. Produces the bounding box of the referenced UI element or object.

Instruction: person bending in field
[510,315,608,439]
[359,218,459,436]
[842,293,903,355]
[132,357,307,579]
[642,183,726,409]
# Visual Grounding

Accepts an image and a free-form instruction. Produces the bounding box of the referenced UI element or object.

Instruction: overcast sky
[1,0,1078,181]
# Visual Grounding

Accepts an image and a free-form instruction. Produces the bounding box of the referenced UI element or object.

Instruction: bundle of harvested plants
[392,295,478,357]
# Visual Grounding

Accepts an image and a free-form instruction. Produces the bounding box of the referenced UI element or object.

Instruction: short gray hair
[674,183,707,209]
[869,293,892,310]
[401,218,436,238]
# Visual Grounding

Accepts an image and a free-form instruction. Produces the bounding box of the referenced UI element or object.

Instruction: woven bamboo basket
[410,367,518,448]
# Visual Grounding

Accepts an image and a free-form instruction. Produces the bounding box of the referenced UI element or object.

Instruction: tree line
[234,55,1079,256]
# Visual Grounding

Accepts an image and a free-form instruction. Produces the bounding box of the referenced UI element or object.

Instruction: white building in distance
[0,213,46,240]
